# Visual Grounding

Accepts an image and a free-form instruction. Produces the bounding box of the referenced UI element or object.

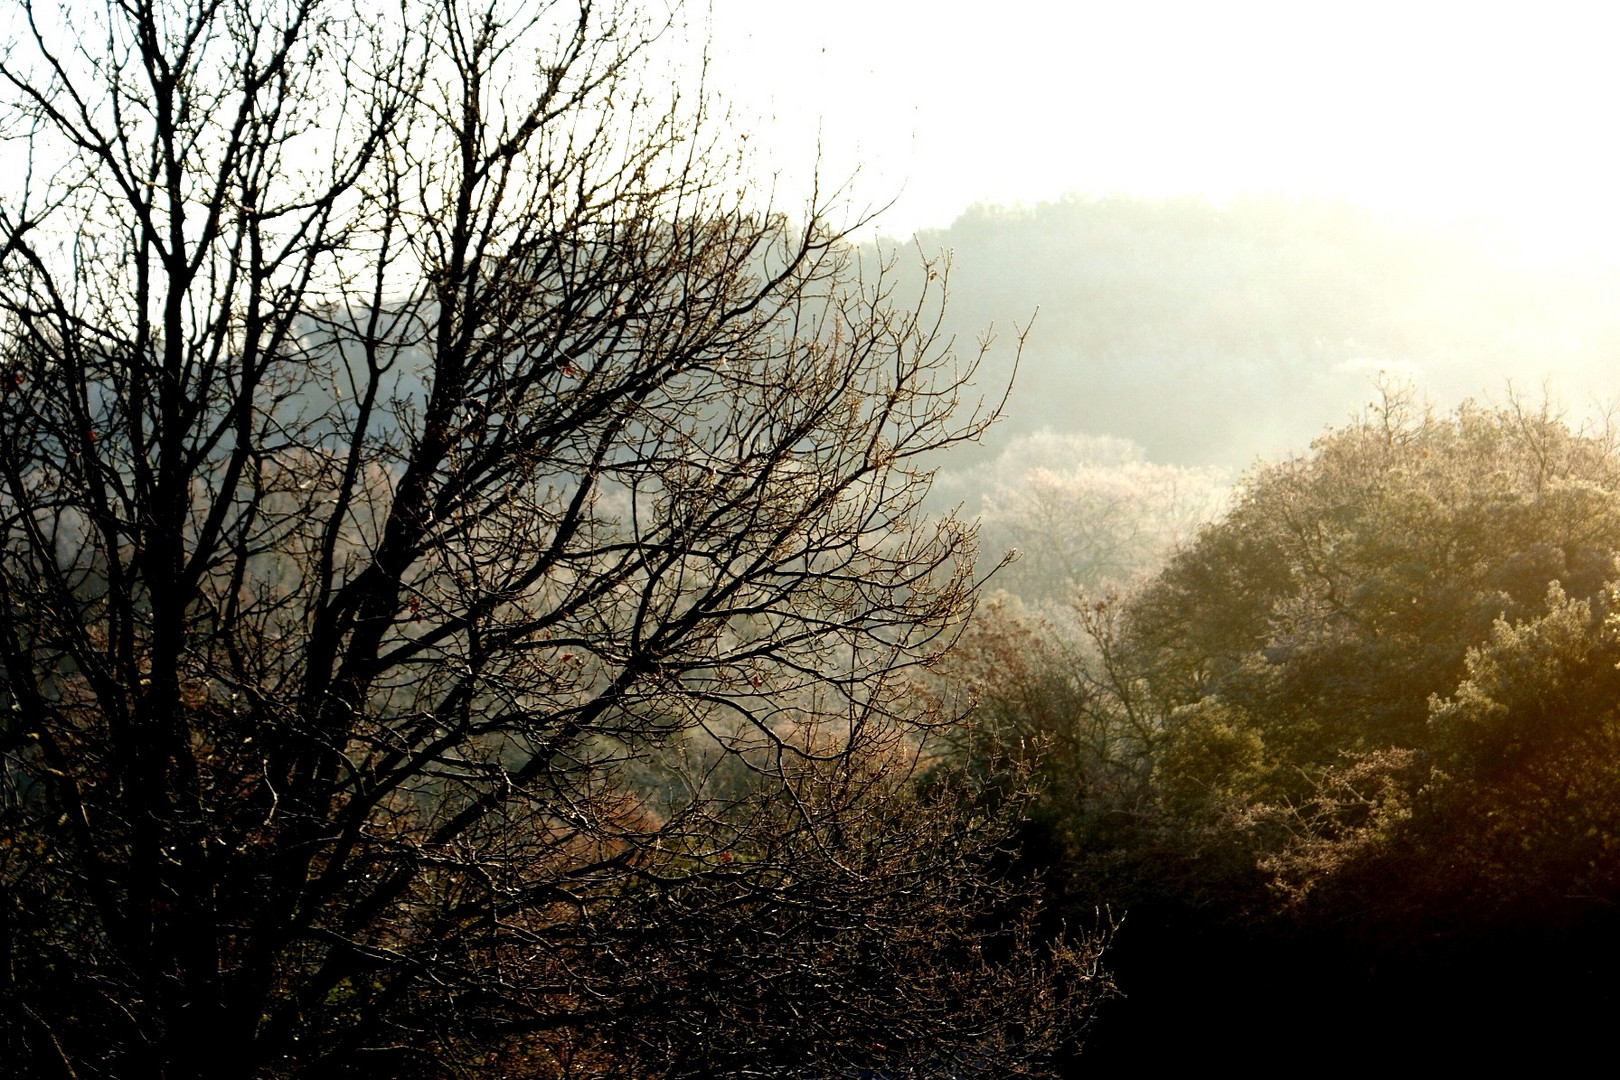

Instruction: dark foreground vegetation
[936,389,1620,1067]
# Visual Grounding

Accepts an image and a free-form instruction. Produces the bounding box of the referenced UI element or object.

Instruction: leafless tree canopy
[0,0,1106,1076]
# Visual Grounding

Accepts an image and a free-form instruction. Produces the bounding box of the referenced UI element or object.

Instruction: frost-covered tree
[943,432,1225,603]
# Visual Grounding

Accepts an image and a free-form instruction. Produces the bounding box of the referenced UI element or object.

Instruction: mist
[893,195,1620,473]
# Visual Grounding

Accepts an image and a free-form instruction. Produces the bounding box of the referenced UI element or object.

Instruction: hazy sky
[703,1,1620,254]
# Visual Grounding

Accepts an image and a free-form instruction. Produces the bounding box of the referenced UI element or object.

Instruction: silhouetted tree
[0,1,1107,1076]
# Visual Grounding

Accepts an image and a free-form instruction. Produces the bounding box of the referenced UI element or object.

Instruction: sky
[700,1,1620,255]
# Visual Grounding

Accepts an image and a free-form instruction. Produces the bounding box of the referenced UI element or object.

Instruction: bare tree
[0,0,1107,1076]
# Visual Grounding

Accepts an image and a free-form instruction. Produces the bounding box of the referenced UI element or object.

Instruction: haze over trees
[0,1,1108,1076]
[903,197,1620,471]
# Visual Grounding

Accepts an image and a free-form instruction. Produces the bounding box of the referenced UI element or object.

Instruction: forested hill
[903,200,1620,1065]
[880,196,1620,470]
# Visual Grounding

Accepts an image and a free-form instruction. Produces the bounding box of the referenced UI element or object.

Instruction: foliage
[1127,387,1620,801]
[1117,389,1620,913]
[942,387,1620,1064]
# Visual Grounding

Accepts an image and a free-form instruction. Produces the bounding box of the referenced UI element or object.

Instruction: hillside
[884,196,1620,471]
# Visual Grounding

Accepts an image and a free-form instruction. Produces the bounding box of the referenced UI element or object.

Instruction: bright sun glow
[703,0,1620,258]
